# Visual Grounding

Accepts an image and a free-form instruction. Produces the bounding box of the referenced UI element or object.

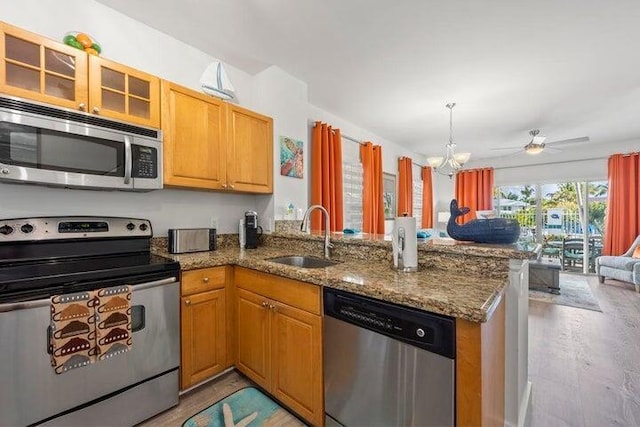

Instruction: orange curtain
[454,167,494,224]
[421,166,433,228]
[397,157,413,216]
[311,122,344,232]
[361,142,384,234]
[603,153,640,255]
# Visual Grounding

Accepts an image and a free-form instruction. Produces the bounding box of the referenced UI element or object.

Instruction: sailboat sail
[200,61,235,100]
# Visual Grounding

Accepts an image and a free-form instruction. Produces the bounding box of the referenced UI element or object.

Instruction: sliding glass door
[496,181,608,274]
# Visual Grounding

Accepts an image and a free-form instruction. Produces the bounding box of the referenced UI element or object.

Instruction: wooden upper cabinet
[0,22,88,109]
[0,22,160,127]
[161,81,273,194]
[162,81,227,189]
[227,104,273,193]
[89,56,160,127]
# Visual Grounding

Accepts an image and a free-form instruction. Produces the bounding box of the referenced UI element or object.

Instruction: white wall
[249,66,309,224]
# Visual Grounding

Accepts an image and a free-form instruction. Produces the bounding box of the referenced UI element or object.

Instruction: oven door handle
[124,135,132,185]
[0,277,177,313]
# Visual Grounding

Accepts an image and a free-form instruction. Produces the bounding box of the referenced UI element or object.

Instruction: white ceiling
[97,0,640,159]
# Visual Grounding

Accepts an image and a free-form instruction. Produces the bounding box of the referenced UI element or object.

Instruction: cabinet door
[0,22,88,110]
[88,55,160,127]
[236,288,271,390]
[271,301,323,426]
[226,104,273,193]
[181,289,227,390]
[162,81,227,189]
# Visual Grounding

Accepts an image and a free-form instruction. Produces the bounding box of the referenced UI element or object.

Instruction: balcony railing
[498,210,600,236]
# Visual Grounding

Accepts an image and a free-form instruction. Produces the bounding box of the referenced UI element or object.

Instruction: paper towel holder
[393,215,418,273]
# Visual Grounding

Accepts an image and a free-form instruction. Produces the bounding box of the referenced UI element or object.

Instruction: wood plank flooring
[528,275,640,427]
[137,371,251,426]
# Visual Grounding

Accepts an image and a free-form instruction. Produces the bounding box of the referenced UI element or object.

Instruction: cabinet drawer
[234,267,320,315]
[182,266,226,296]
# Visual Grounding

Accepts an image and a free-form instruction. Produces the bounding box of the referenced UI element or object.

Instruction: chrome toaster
[168,228,216,254]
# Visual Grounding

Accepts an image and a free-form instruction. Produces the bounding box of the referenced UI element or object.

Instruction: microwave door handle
[124,135,132,185]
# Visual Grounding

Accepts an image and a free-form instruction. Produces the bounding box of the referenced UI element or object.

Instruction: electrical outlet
[211,217,219,229]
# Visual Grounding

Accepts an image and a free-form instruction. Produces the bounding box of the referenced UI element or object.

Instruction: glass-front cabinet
[0,22,88,110]
[1,22,160,128]
[89,56,160,127]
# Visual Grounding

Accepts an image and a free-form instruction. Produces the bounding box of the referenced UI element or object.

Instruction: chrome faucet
[300,204,334,259]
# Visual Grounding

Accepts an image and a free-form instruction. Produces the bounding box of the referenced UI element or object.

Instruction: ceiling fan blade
[532,136,546,144]
[545,136,590,146]
[544,147,562,153]
[490,146,524,151]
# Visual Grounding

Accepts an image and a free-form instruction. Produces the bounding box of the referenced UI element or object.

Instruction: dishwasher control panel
[324,288,455,358]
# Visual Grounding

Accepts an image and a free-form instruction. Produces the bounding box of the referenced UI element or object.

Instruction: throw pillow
[633,246,640,258]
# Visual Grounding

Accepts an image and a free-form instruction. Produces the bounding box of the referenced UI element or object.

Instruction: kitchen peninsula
[154,228,539,427]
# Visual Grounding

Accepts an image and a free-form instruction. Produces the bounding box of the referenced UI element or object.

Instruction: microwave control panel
[132,146,158,178]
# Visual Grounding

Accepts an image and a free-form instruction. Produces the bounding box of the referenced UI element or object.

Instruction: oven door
[0,107,160,191]
[0,276,179,426]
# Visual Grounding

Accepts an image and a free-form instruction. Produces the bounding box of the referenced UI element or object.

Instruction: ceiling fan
[492,130,590,155]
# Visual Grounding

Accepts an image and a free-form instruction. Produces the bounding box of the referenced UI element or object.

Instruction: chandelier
[426,103,471,178]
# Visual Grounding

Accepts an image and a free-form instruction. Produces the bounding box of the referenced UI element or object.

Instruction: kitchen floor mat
[181,386,306,427]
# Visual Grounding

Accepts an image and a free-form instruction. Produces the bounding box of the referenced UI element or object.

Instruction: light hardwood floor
[528,274,640,427]
[138,371,251,426]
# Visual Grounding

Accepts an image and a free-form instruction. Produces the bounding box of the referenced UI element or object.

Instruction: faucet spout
[300,204,333,259]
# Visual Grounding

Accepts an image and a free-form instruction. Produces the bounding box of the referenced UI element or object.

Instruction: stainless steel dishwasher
[323,288,456,427]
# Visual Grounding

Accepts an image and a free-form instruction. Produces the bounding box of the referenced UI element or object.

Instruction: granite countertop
[155,245,510,323]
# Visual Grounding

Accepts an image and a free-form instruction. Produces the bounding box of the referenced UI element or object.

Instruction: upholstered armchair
[596,235,640,292]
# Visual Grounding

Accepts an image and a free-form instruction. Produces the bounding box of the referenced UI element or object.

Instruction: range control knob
[0,168,9,175]
[126,222,136,231]
[416,328,425,338]
[139,223,148,231]
[0,225,14,235]
[20,223,34,234]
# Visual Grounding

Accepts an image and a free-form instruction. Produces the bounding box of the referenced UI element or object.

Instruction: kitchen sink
[267,256,340,269]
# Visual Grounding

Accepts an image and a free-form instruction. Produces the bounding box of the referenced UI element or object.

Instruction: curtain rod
[341,133,365,145]
[321,123,428,168]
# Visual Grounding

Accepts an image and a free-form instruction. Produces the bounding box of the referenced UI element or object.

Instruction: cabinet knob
[78,103,86,111]
[269,304,276,311]
[222,184,228,189]
[92,106,100,114]
[261,301,269,308]
[203,277,209,283]
[185,300,191,305]
[230,184,235,189]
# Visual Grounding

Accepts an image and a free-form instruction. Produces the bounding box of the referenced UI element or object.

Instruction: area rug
[529,274,602,312]
[182,386,305,427]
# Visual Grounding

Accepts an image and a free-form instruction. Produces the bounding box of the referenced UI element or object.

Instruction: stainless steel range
[0,216,180,426]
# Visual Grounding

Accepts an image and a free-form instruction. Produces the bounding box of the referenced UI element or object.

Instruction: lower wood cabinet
[235,268,324,426]
[180,267,230,390]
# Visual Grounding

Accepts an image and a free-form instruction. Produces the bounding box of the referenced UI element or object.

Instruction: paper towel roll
[392,216,418,270]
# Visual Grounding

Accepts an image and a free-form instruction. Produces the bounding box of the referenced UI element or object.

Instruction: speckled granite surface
[151,231,538,323]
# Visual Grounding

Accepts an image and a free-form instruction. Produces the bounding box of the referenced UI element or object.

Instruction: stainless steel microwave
[0,96,162,191]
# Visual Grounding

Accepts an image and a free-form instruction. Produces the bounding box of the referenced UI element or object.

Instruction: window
[343,139,363,231]
[412,163,423,227]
